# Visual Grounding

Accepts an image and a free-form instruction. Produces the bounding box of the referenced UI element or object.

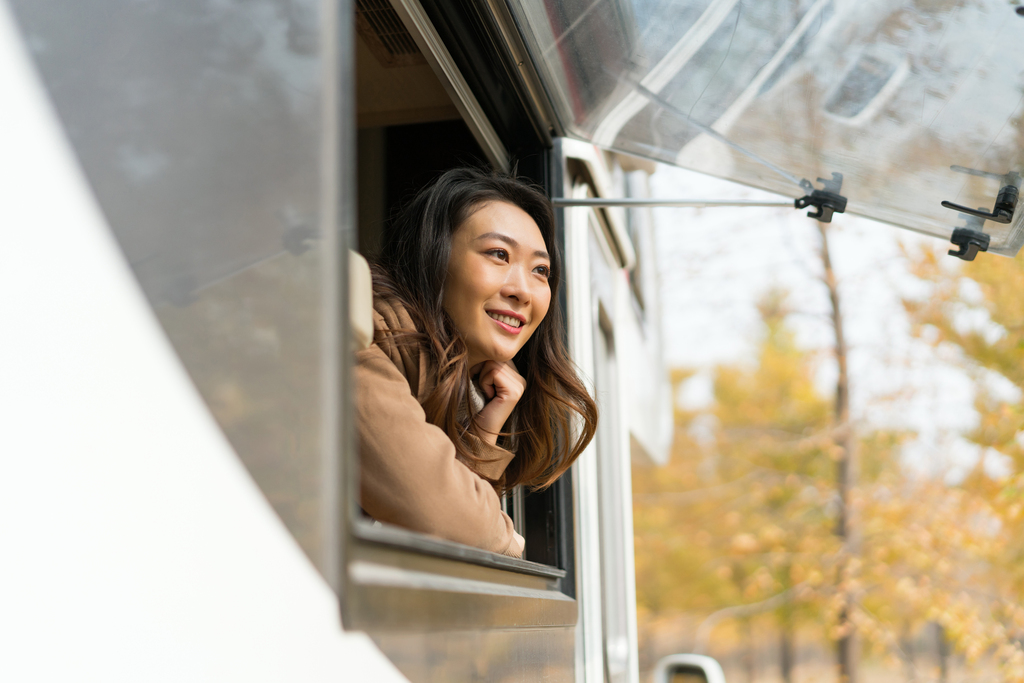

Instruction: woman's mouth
[487,311,524,333]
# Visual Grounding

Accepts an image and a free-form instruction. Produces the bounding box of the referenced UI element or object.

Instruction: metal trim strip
[481,0,560,140]
[353,519,567,579]
[351,560,574,600]
[390,0,510,171]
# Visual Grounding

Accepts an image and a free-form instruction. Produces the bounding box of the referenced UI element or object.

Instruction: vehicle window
[10,0,336,575]
[354,106,548,569]
[506,0,1024,256]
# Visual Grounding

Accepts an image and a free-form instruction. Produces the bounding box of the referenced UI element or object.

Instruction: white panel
[0,6,405,680]
[566,183,605,683]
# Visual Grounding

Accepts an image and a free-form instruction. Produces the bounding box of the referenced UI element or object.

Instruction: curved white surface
[0,3,405,681]
[653,654,728,683]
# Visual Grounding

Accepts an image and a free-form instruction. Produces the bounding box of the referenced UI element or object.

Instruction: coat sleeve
[356,342,525,558]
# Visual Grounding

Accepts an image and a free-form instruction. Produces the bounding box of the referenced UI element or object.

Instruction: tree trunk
[744,619,756,683]
[936,623,949,683]
[816,221,857,683]
[780,623,794,683]
[778,582,795,683]
[900,624,915,683]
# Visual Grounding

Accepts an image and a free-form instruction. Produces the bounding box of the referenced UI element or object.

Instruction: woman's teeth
[488,312,522,328]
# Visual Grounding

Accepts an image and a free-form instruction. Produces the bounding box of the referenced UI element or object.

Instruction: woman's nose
[501,266,530,303]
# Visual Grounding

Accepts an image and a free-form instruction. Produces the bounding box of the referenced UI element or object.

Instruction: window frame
[338,0,582,638]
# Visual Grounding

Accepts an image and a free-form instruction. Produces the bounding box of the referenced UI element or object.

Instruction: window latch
[941,167,1020,225]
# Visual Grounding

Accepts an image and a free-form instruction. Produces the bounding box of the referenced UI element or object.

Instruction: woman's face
[443,201,552,370]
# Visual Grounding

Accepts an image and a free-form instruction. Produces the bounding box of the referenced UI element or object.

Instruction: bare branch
[632,471,764,504]
[694,584,806,654]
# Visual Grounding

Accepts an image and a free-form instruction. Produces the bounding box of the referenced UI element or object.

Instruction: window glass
[10,0,333,573]
[669,669,708,683]
[507,0,1024,255]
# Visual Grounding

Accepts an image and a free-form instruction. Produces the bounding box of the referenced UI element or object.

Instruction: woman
[356,167,598,558]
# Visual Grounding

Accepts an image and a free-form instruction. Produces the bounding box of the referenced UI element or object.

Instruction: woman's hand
[472,360,525,446]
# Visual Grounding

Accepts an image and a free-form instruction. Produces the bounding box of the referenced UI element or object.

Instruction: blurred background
[633,166,1024,683]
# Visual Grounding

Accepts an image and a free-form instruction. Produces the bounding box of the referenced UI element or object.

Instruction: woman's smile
[486,309,525,333]
[443,201,551,368]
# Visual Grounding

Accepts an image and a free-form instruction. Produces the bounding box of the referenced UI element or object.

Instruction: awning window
[506,0,1024,256]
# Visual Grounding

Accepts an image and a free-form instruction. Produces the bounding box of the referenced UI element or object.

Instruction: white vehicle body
[0,5,405,679]
[0,1,672,681]
[16,0,991,678]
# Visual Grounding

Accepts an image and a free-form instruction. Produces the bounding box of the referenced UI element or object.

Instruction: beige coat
[355,294,525,558]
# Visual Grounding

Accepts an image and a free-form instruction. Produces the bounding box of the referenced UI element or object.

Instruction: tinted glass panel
[508,0,1024,256]
[669,668,709,683]
[10,0,333,572]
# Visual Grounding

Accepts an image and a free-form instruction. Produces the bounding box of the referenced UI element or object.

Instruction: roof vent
[356,0,425,67]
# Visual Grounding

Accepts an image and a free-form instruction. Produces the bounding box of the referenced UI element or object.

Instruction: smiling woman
[443,202,552,369]
[356,167,598,557]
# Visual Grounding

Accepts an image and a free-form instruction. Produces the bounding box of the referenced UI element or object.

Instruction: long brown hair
[373,167,597,491]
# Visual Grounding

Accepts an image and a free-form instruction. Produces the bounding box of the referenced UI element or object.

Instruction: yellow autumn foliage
[635,255,1024,680]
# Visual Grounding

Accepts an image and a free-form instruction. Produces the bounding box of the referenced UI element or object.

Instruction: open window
[341,8,586,676]
[504,0,1024,258]
[348,0,571,568]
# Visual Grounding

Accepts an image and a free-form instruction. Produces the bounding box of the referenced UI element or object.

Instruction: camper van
[4,0,1022,681]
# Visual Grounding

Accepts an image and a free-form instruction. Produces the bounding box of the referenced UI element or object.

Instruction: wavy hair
[372,166,597,491]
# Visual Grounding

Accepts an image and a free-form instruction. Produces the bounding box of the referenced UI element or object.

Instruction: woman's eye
[534,265,551,278]
[485,248,509,261]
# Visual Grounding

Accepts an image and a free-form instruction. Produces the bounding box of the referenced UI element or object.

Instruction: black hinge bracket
[948,227,991,261]
[946,210,991,261]
[794,172,848,223]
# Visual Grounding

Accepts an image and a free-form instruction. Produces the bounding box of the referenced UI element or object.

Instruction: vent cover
[356,0,425,67]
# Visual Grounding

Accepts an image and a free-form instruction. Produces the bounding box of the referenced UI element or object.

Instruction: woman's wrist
[471,419,500,446]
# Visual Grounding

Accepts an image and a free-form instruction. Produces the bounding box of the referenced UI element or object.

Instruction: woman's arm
[356,343,525,558]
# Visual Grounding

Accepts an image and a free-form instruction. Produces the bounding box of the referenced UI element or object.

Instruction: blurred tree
[900,245,1024,681]
[633,290,843,676]
[634,252,1024,681]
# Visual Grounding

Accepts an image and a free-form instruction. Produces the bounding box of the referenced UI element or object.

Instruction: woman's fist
[472,360,525,446]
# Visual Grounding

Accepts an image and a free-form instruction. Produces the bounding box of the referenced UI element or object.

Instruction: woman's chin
[469,342,518,366]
